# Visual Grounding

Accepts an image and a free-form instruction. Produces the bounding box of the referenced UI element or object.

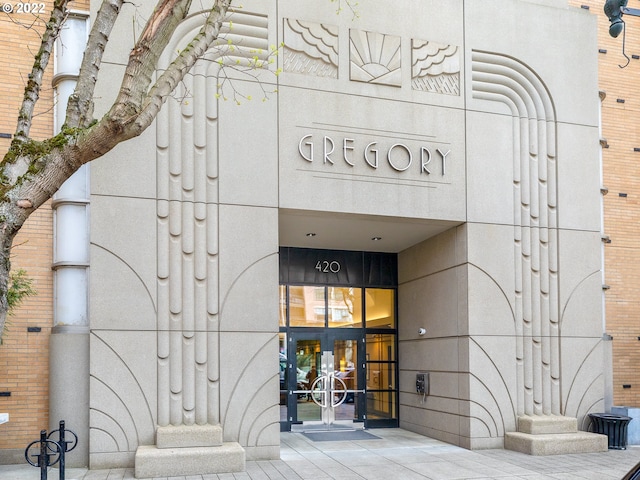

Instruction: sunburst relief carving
[350,29,401,87]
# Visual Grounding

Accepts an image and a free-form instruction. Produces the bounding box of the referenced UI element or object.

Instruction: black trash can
[589,413,632,449]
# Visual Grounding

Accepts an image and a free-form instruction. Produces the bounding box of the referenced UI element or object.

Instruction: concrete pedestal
[49,328,90,468]
[504,416,608,456]
[135,425,245,477]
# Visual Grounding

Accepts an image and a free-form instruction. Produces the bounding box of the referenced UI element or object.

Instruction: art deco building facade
[1,0,637,476]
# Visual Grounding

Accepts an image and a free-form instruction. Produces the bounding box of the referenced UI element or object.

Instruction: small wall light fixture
[604,0,629,38]
[604,0,640,67]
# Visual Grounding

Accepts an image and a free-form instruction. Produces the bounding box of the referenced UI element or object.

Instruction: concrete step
[135,442,245,477]
[156,424,223,448]
[504,431,608,456]
[517,415,578,435]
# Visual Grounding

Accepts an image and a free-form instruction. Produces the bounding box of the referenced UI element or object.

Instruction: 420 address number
[2,2,46,13]
[315,260,341,274]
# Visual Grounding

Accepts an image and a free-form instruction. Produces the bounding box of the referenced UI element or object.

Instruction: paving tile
[105,468,128,479]
[269,461,303,479]
[326,476,367,480]
[349,464,427,480]
[306,458,347,471]
[326,455,389,467]
[2,430,640,479]
[405,461,487,480]
[82,471,112,480]
[509,475,558,480]
[378,449,451,465]
[245,463,270,480]
[319,465,363,478]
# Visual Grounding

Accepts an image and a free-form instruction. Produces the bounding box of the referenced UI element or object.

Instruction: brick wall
[570,0,640,407]
[0,0,89,451]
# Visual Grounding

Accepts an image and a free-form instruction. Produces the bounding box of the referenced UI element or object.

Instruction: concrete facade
[0,0,614,476]
[73,0,607,473]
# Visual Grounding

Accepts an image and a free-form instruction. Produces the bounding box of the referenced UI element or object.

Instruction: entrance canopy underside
[279,209,461,253]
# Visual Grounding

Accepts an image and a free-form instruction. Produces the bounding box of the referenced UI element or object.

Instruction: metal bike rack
[24,420,78,480]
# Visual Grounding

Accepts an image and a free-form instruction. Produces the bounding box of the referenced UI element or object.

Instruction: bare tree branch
[13,0,71,143]
[0,0,240,335]
[66,0,126,129]
[133,0,232,134]
[109,0,193,123]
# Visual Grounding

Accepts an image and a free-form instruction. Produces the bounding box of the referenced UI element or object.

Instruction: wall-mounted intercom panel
[416,372,429,395]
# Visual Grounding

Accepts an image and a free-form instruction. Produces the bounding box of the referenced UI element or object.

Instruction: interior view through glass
[279,281,398,430]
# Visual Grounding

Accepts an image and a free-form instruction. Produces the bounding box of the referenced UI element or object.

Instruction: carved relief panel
[283,19,338,78]
[282,18,460,96]
[349,29,402,86]
[412,40,460,95]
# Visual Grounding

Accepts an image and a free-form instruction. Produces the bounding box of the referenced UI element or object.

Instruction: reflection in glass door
[286,332,364,429]
[279,262,399,431]
[294,338,322,423]
[332,337,361,423]
[365,334,397,423]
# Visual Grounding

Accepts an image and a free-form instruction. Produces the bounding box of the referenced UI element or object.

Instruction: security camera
[418,328,426,336]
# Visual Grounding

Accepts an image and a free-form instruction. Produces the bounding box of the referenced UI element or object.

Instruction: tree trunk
[0,0,234,337]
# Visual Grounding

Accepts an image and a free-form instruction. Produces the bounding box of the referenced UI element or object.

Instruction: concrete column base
[505,415,608,455]
[49,328,89,468]
[156,424,223,448]
[135,443,245,477]
[134,425,245,477]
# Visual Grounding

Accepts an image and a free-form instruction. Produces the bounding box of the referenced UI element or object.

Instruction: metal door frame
[286,330,365,430]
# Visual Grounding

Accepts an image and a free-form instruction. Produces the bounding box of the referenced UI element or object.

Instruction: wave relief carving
[412,40,460,95]
[283,19,338,78]
[350,29,401,87]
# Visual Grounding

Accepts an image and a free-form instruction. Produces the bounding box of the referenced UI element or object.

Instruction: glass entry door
[286,331,365,429]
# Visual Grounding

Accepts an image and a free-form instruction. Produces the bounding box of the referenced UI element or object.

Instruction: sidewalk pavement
[2,428,640,479]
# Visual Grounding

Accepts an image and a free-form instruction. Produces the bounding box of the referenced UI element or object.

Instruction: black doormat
[303,430,380,442]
